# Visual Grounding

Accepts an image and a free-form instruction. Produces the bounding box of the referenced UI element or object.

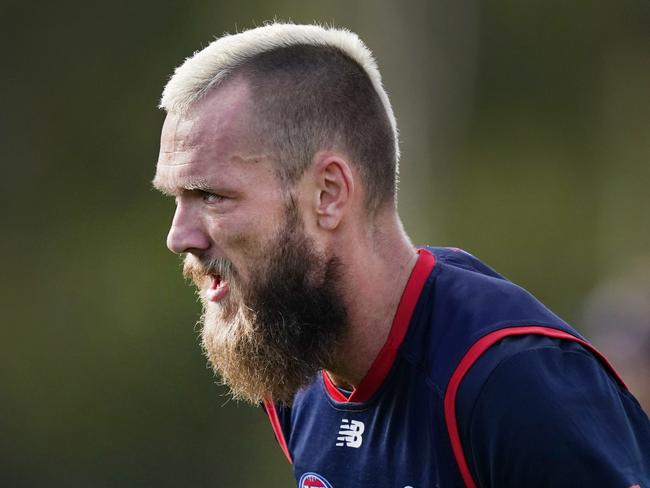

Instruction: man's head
[160,22,399,214]
[153,23,400,403]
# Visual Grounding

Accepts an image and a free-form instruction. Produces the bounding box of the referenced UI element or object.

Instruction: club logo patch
[299,472,333,488]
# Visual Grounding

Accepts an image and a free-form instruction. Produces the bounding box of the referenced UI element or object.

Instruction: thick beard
[183,207,347,405]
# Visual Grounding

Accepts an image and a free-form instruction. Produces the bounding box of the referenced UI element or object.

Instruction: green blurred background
[2,1,649,486]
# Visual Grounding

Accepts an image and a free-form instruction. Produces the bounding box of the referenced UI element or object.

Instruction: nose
[166,203,210,254]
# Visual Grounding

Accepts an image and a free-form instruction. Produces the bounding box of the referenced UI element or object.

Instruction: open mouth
[206,273,229,302]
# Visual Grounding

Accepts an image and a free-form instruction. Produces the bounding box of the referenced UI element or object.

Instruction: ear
[312,152,355,230]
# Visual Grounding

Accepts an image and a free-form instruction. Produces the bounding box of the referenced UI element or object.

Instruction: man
[153,23,649,487]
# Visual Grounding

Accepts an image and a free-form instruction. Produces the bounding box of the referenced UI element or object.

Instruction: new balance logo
[336,419,365,448]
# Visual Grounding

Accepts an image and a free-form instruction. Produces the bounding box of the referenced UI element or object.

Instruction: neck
[326,211,418,390]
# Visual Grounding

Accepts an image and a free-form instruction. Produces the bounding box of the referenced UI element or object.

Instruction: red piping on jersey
[262,398,292,464]
[323,248,436,403]
[322,369,349,402]
[444,326,628,488]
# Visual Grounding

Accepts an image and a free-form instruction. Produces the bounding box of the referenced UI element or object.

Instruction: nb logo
[336,419,365,448]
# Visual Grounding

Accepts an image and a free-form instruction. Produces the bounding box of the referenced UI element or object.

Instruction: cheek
[210,200,286,261]
[227,231,259,257]
[220,219,269,263]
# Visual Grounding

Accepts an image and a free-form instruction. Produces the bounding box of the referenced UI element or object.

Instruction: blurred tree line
[1,0,648,486]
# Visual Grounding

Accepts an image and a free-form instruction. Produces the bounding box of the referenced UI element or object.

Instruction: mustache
[182,254,236,285]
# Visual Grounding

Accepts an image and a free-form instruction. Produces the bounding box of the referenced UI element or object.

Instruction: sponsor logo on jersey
[336,419,365,448]
[299,472,333,488]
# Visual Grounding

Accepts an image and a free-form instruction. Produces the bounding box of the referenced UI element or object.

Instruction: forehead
[154,80,274,192]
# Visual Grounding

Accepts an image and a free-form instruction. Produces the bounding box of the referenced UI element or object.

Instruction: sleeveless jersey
[262,247,649,487]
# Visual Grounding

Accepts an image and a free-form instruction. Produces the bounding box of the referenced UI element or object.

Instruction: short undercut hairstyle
[160,22,400,213]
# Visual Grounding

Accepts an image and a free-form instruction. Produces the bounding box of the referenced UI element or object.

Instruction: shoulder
[424,247,567,328]
[406,248,572,389]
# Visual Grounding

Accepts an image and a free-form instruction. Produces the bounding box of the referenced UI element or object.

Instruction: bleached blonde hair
[160,22,400,212]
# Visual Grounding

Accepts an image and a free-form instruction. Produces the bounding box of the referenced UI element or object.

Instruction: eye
[201,191,227,204]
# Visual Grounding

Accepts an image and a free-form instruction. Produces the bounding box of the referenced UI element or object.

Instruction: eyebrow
[152,174,212,196]
[151,153,269,195]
